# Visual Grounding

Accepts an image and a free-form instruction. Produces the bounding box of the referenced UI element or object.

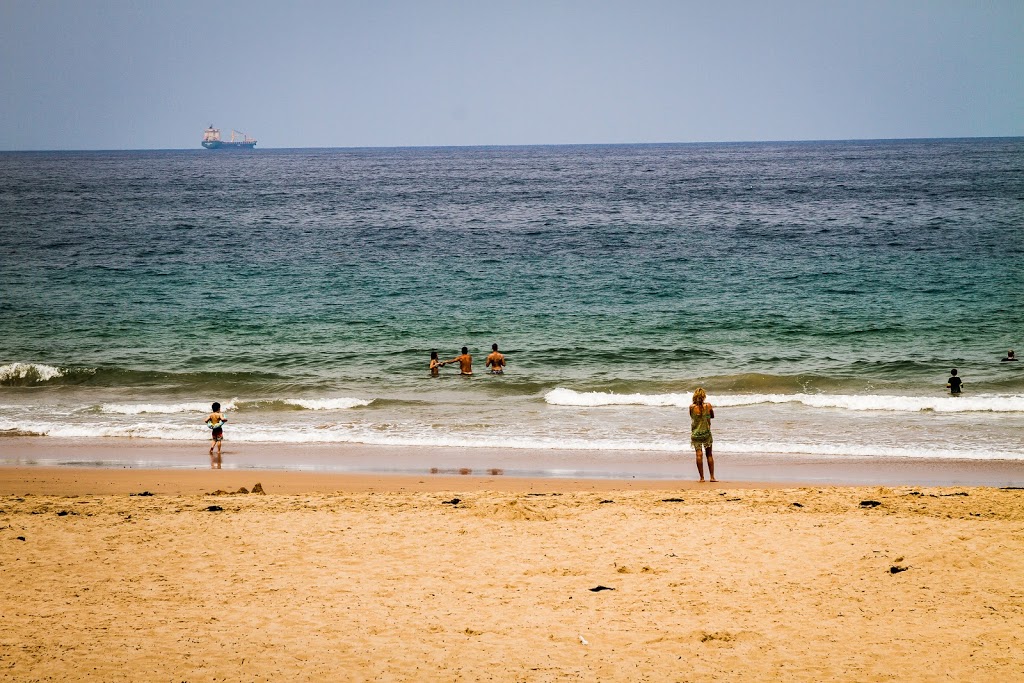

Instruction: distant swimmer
[1002,349,1017,362]
[205,401,227,467]
[429,350,444,377]
[946,368,963,395]
[689,388,716,482]
[485,343,506,375]
[444,346,473,375]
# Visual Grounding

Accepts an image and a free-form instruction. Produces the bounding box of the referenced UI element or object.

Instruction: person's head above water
[430,350,438,360]
[461,346,468,354]
[492,343,499,351]
[1008,350,1016,359]
[692,387,707,404]
[212,402,221,412]
[950,368,958,376]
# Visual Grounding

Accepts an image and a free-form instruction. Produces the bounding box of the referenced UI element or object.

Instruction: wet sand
[2,464,1023,681]
[3,436,1023,486]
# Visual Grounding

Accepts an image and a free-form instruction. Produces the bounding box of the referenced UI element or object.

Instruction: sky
[1,0,1022,150]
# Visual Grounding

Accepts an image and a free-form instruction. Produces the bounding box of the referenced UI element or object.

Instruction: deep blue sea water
[1,139,1022,469]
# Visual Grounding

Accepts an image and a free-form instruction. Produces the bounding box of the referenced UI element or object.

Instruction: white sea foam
[101,399,239,415]
[720,441,1024,461]
[544,388,1024,413]
[282,397,373,410]
[0,420,204,441]
[545,388,691,408]
[0,363,65,383]
[717,393,1024,413]
[3,418,1021,461]
[99,397,371,414]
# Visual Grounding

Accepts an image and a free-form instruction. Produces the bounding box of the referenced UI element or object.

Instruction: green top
[690,404,712,443]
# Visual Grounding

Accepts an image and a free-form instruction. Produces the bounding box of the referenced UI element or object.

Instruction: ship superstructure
[202,125,257,149]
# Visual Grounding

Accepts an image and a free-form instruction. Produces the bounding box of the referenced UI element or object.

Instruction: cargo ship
[202,125,257,149]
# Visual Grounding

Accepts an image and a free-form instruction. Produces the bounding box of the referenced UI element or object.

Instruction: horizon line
[2,134,1022,154]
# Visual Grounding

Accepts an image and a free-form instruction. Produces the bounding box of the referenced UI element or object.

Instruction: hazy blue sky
[2,0,1022,149]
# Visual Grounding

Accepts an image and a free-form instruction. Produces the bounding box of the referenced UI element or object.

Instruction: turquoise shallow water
[1,139,1022,468]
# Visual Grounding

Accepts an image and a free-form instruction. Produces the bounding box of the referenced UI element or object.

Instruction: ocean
[1,139,1023,473]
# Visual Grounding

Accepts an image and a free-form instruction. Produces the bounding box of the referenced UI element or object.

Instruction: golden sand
[2,468,1022,682]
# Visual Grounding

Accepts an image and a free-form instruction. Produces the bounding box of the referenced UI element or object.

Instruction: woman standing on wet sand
[690,388,716,482]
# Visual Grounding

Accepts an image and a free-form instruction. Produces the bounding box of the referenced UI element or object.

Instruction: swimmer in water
[429,350,445,377]
[444,347,473,375]
[946,368,963,395]
[485,343,506,375]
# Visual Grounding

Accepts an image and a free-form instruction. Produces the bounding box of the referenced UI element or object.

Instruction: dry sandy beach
[2,466,1023,682]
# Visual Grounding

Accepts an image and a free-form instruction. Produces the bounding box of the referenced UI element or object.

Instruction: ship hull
[202,141,256,150]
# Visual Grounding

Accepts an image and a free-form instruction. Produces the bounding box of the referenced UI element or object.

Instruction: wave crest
[544,388,1024,413]
[100,399,239,415]
[282,398,373,410]
[99,397,372,415]
[545,387,691,408]
[0,363,67,386]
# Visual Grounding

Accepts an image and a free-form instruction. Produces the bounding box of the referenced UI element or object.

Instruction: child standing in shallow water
[690,388,716,482]
[205,402,227,465]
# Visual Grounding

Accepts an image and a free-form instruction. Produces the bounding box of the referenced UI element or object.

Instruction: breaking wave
[0,363,70,386]
[0,363,288,389]
[282,397,373,410]
[99,397,373,414]
[100,400,239,415]
[1,419,1021,461]
[544,388,1024,413]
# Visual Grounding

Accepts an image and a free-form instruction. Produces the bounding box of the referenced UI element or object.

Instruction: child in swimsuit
[206,402,227,459]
